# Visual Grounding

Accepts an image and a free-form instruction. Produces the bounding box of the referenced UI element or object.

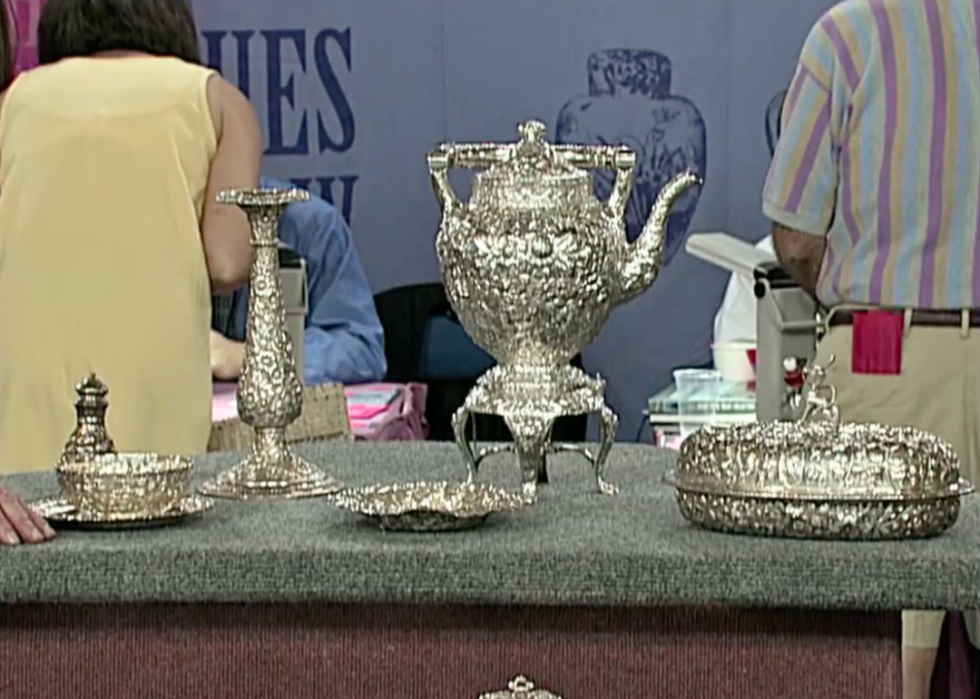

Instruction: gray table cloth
[1,442,976,609]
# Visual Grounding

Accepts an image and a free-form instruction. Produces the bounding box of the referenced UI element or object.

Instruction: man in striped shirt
[763,0,980,696]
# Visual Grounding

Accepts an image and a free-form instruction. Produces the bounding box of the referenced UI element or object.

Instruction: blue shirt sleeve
[231,178,387,385]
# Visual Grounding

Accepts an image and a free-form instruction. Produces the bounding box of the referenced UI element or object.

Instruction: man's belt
[828,309,980,328]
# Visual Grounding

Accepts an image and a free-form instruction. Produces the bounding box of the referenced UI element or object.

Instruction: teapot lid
[471,121,592,211]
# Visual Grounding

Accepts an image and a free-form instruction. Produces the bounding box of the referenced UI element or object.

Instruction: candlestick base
[198,427,341,499]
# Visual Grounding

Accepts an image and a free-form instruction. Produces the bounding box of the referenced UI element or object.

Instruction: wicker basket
[207,383,352,453]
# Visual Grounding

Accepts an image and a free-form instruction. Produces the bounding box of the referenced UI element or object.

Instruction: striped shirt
[762,0,980,309]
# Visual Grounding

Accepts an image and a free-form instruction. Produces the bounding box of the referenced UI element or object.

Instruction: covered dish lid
[470,120,593,211]
[670,359,973,502]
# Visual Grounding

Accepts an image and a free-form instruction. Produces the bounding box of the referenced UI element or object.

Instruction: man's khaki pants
[816,314,979,649]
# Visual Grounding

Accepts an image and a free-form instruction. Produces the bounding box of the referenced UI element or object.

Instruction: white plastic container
[711,341,757,384]
[673,368,722,439]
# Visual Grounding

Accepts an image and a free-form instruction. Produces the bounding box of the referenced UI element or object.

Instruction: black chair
[373,283,588,444]
[765,88,788,157]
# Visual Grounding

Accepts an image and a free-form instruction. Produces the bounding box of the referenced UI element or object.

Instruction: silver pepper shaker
[58,373,116,465]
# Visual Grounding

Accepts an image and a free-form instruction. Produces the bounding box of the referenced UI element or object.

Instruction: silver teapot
[429,120,700,500]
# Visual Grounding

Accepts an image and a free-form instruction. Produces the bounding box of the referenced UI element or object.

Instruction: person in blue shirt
[209,177,386,385]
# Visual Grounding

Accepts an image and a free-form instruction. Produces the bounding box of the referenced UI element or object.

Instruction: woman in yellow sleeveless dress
[0,0,262,477]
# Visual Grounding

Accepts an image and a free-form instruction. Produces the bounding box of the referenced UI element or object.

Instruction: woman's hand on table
[210,330,245,381]
[0,487,54,546]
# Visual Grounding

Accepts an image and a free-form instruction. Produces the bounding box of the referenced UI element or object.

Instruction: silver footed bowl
[56,453,193,519]
[328,481,526,532]
[665,358,975,540]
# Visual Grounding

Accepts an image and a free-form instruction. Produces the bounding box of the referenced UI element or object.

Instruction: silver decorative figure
[198,189,341,499]
[429,120,700,501]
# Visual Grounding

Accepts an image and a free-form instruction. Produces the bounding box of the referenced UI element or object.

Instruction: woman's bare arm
[202,76,262,293]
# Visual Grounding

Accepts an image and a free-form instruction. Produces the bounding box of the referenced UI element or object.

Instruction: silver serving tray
[31,495,213,531]
[328,481,526,532]
[665,360,975,540]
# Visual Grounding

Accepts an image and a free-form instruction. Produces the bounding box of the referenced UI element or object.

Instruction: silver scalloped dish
[328,481,526,532]
[30,494,213,531]
[664,360,975,540]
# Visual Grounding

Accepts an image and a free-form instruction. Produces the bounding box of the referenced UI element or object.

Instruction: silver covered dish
[664,360,974,540]
[328,481,526,532]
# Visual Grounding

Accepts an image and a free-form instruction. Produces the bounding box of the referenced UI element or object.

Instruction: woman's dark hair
[0,0,15,91]
[37,0,201,66]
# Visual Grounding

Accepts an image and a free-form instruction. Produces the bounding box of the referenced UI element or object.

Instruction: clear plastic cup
[673,368,723,439]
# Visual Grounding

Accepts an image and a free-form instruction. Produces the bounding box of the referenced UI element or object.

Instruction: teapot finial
[617,170,702,302]
[518,120,547,143]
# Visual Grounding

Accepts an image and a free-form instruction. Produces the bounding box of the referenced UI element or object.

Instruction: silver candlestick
[198,188,341,499]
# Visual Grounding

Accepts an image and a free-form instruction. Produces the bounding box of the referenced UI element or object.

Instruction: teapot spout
[618,170,702,302]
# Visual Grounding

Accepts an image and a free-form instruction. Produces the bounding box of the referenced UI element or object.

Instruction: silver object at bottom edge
[479,677,562,699]
[665,358,976,540]
[328,480,526,532]
[30,494,213,530]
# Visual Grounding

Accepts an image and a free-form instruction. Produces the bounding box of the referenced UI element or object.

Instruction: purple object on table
[211,382,239,423]
[345,383,428,441]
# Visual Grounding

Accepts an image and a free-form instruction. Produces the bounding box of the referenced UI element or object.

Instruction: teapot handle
[426,143,513,211]
[552,145,636,219]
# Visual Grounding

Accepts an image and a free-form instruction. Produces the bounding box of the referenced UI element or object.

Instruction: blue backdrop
[190,0,836,439]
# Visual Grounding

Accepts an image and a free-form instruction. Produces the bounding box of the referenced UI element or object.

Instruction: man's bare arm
[771,224,825,298]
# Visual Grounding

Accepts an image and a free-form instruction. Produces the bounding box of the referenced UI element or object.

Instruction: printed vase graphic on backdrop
[765,88,788,156]
[556,50,706,260]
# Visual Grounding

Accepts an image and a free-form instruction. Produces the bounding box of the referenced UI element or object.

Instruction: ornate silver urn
[428,120,700,500]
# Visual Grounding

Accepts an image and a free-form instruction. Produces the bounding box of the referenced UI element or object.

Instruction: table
[2,442,977,698]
